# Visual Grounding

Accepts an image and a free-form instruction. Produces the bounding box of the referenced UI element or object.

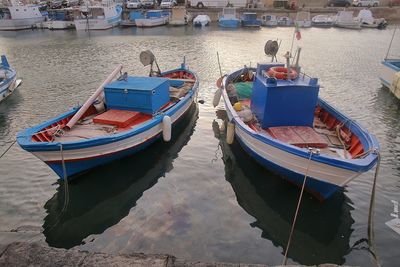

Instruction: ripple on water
[0,26,399,266]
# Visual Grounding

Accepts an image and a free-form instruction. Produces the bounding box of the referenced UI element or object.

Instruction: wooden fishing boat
[17,51,199,179]
[0,55,21,103]
[215,49,379,200]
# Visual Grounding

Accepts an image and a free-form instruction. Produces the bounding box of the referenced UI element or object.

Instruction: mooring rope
[282,148,318,265]
[0,140,16,159]
[367,149,382,267]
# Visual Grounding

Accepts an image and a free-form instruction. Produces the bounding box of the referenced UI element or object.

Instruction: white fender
[213,88,222,107]
[162,115,172,142]
[226,122,235,145]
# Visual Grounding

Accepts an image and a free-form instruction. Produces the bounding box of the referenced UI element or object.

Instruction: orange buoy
[266,67,298,80]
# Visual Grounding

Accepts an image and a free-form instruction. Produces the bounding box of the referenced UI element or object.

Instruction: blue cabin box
[250,64,319,128]
[104,77,170,114]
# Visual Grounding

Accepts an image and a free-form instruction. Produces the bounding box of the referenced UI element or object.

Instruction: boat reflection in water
[213,116,355,265]
[43,103,198,249]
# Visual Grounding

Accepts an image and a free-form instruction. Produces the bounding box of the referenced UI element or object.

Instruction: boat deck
[32,75,195,144]
[236,99,356,160]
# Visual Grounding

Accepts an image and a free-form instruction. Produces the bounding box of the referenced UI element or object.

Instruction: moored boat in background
[241,12,261,28]
[74,0,122,31]
[120,9,144,27]
[0,0,45,30]
[193,15,210,27]
[333,11,361,29]
[261,14,278,27]
[215,46,379,200]
[135,10,169,27]
[277,16,292,27]
[379,27,400,99]
[169,6,190,26]
[294,11,311,28]
[0,55,21,103]
[46,8,76,30]
[311,14,333,27]
[17,51,199,179]
[356,8,387,29]
[218,7,240,28]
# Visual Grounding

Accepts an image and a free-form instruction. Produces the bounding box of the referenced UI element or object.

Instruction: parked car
[127,0,142,8]
[160,0,176,8]
[326,0,351,7]
[352,0,379,6]
[140,0,155,8]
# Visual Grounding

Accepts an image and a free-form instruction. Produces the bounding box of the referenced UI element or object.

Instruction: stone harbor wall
[0,242,354,267]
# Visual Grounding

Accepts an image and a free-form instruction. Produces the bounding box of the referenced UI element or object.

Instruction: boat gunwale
[17,67,199,151]
[222,68,379,173]
[382,59,400,72]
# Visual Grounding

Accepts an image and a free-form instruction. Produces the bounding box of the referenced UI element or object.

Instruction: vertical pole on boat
[213,52,224,107]
[385,27,397,60]
[285,51,291,79]
[282,148,318,265]
[64,64,123,130]
[217,52,223,78]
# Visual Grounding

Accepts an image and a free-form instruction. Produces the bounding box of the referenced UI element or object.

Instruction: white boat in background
[261,14,278,27]
[333,11,361,29]
[311,14,333,27]
[356,9,387,29]
[169,7,190,26]
[0,55,21,103]
[0,0,45,30]
[120,10,144,27]
[74,0,122,31]
[277,16,292,27]
[193,15,210,27]
[46,8,75,30]
[294,11,311,28]
[136,10,169,27]
[379,28,400,99]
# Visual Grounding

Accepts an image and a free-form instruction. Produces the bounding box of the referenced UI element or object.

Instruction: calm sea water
[0,25,399,266]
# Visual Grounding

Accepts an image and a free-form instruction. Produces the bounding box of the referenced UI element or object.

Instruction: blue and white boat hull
[17,67,199,179]
[379,59,400,99]
[218,19,240,28]
[221,73,379,200]
[0,55,18,103]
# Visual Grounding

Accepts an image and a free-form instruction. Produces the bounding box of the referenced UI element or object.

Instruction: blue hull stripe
[49,133,160,178]
[236,136,341,200]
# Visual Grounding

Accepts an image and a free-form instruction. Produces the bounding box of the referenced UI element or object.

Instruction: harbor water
[0,25,399,266]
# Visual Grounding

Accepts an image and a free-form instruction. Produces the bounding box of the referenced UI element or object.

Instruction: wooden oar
[168,78,195,83]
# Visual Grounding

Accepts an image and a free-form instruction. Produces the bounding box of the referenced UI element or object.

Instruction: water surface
[0,25,399,266]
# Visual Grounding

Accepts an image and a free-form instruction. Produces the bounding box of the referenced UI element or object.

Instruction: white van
[190,0,247,8]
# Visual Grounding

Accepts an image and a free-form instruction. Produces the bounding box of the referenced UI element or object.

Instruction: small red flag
[295,23,301,40]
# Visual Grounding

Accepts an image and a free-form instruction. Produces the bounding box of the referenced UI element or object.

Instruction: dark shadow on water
[212,119,355,265]
[43,103,198,249]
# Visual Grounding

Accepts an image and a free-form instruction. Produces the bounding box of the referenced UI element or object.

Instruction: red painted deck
[93,110,141,128]
[267,126,328,148]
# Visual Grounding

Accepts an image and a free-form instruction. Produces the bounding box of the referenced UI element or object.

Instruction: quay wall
[187,6,400,22]
[0,242,355,267]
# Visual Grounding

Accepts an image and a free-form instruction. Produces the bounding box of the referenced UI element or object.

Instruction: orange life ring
[266,67,298,80]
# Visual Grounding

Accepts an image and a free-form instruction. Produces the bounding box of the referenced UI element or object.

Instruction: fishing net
[234,82,253,100]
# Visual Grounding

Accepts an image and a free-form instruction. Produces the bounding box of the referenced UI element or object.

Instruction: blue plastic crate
[250,64,319,128]
[104,76,170,114]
